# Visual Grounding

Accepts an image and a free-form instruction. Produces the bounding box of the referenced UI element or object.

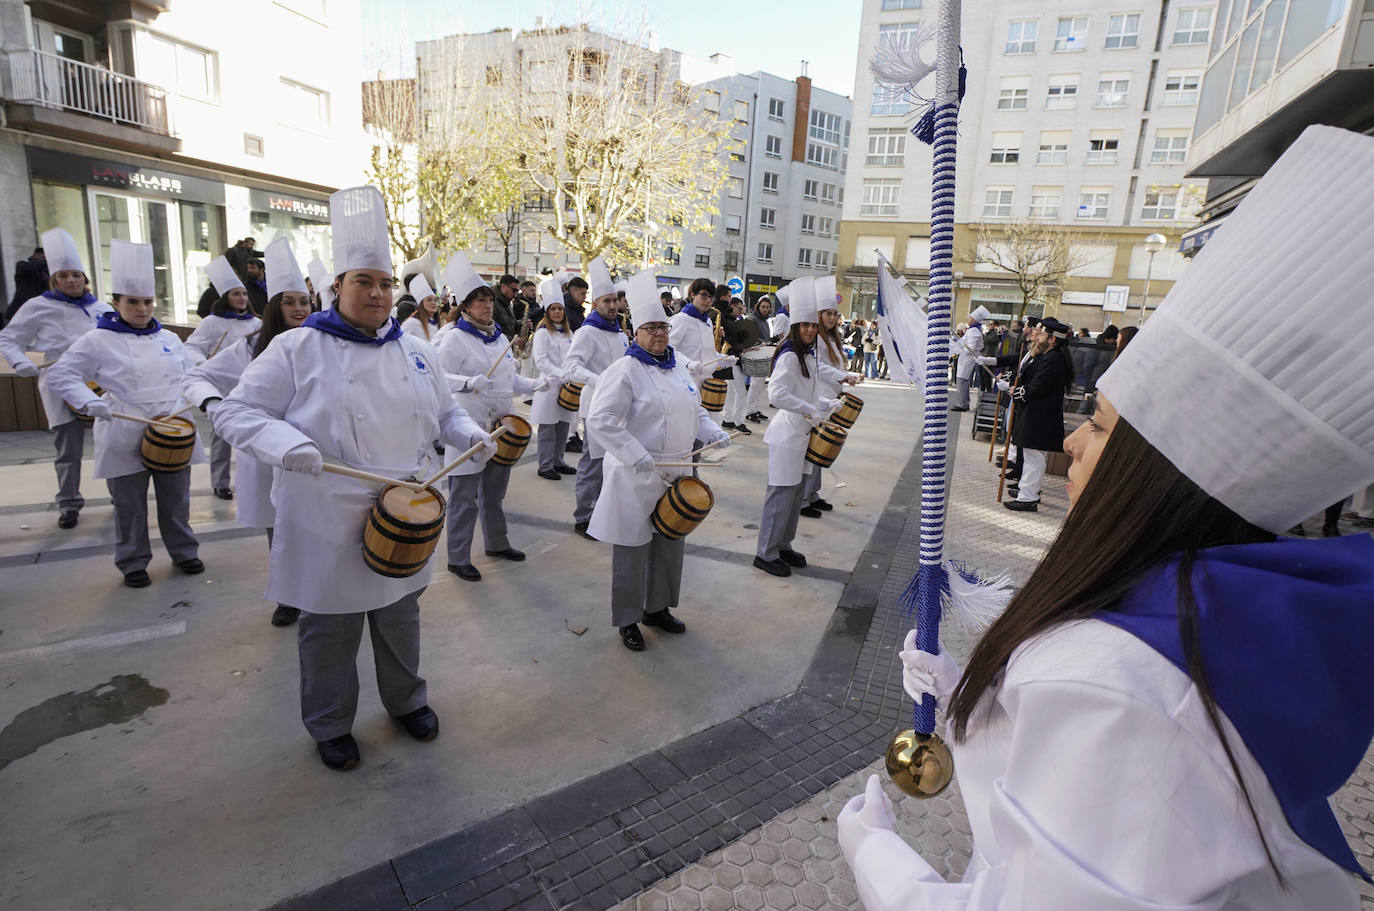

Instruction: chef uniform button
[347,376,356,383]
[356,413,366,421]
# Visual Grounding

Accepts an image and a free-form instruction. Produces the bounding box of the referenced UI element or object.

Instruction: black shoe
[57,509,79,529]
[779,548,807,568]
[753,556,792,577]
[722,421,738,430]
[1007,486,1019,497]
[733,423,752,435]
[812,498,833,511]
[620,624,645,651]
[642,609,686,634]
[485,547,526,561]
[123,569,151,588]
[565,435,584,453]
[555,464,577,475]
[1005,471,1021,482]
[270,605,300,627]
[176,558,205,575]
[538,468,562,480]
[800,505,823,519]
[746,412,763,424]
[316,733,360,770]
[523,399,533,406]
[574,522,595,541]
[395,705,439,741]
[1004,499,1039,512]
[1322,524,1341,538]
[448,563,481,581]
[214,487,234,500]
[949,406,969,412]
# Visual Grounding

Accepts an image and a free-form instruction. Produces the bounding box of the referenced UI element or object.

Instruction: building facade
[0,0,368,324]
[839,0,1218,329]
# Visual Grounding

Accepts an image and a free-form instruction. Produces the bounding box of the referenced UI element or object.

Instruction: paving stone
[762,883,798,910]
[774,861,804,888]
[701,885,734,911]
[794,881,829,910]
[732,884,766,911]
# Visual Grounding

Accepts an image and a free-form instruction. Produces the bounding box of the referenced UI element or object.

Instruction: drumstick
[654,460,729,468]
[167,403,197,421]
[420,428,510,488]
[483,336,519,379]
[111,411,187,431]
[320,463,427,492]
[206,329,231,359]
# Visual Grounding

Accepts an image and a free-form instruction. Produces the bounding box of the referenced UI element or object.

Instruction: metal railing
[6,49,173,135]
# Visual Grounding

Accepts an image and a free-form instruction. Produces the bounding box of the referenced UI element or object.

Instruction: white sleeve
[182,318,221,364]
[213,337,314,466]
[817,361,849,385]
[43,333,102,412]
[766,353,813,416]
[181,341,246,407]
[0,300,42,367]
[533,329,556,376]
[586,364,650,467]
[562,330,600,385]
[437,331,484,391]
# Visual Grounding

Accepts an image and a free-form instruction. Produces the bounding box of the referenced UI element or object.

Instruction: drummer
[400,274,441,342]
[562,257,630,538]
[718,297,759,436]
[182,237,314,627]
[669,278,738,387]
[802,276,850,518]
[436,253,547,582]
[587,271,730,651]
[753,277,859,578]
[46,240,205,588]
[0,227,112,529]
[214,186,489,770]
[530,277,577,480]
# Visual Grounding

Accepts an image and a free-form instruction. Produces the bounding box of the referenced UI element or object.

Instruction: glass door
[90,190,184,323]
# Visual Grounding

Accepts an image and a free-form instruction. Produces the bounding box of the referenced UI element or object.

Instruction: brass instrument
[712,307,726,353]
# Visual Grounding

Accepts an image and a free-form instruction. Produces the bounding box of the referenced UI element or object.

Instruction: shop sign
[28,147,225,204]
[248,189,330,222]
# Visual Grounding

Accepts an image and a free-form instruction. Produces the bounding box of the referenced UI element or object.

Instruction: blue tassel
[911,55,968,146]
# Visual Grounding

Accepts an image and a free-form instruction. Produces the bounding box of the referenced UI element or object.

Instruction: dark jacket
[6,256,49,322]
[1010,346,1070,452]
[492,290,519,339]
[563,290,585,331]
[748,307,777,345]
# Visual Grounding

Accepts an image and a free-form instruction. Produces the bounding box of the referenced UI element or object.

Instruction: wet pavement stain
[0,675,169,772]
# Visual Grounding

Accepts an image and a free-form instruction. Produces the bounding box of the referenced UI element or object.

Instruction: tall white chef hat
[444,252,488,305]
[329,185,392,275]
[1098,125,1374,535]
[969,304,992,323]
[408,274,435,302]
[587,256,616,301]
[813,276,842,313]
[205,255,245,296]
[265,237,307,299]
[41,227,84,276]
[306,255,334,308]
[626,270,665,330]
[109,239,155,298]
[538,276,564,307]
[789,277,819,324]
[775,283,791,311]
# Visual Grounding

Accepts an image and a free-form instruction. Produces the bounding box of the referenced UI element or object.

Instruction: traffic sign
[726,276,744,295]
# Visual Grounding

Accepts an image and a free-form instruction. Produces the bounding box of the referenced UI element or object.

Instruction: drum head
[153,416,196,438]
[497,413,532,434]
[674,476,714,511]
[380,484,444,524]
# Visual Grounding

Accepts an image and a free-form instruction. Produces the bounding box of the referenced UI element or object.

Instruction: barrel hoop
[362,549,429,577]
[668,487,710,521]
[367,512,442,545]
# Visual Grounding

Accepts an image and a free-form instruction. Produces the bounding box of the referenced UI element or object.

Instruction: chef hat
[329,185,392,275]
[444,252,488,305]
[551,268,576,288]
[775,284,791,311]
[788,277,819,324]
[587,256,616,300]
[306,256,334,308]
[538,277,563,307]
[109,239,155,298]
[625,271,665,329]
[205,255,245,296]
[1098,125,1374,535]
[614,279,628,295]
[969,304,992,323]
[813,276,841,313]
[265,237,308,299]
[41,227,84,275]
[408,274,435,302]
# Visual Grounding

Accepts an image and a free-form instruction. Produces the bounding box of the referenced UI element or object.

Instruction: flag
[875,253,928,387]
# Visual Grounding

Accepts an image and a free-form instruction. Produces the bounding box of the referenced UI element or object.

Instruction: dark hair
[500,274,518,287]
[660,291,673,301]
[715,284,732,299]
[520,279,536,289]
[212,286,248,316]
[460,286,495,312]
[1101,324,1120,342]
[947,416,1283,880]
[395,299,419,329]
[253,291,316,358]
[687,277,715,299]
[1117,325,1139,354]
[772,323,813,379]
[567,276,588,290]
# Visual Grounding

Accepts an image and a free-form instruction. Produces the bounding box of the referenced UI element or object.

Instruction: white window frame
[1161,71,1201,105]
[759,207,777,229]
[694,246,711,268]
[762,171,779,193]
[1028,187,1061,219]
[1078,187,1111,219]
[803,179,819,200]
[990,130,1021,164]
[1150,131,1189,164]
[1005,19,1038,54]
[133,29,220,102]
[800,213,817,235]
[724,213,742,235]
[1086,132,1120,164]
[983,187,1014,218]
[757,242,774,263]
[859,178,902,217]
[1036,131,1070,165]
[1045,75,1079,109]
[1096,72,1131,107]
[733,98,750,122]
[1141,188,1178,220]
[1054,16,1089,51]
[815,250,833,270]
[806,142,841,170]
[1105,13,1141,49]
[797,247,814,268]
[280,78,331,131]
[765,135,783,158]
[880,0,921,9]
[997,75,1030,110]
[820,183,837,205]
[726,176,744,199]
[870,82,910,117]
[809,109,843,145]
[768,97,785,120]
[865,128,906,167]
[817,216,834,238]
[1172,7,1211,45]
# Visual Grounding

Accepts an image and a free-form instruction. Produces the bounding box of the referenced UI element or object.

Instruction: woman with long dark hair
[400,274,440,342]
[836,126,1374,910]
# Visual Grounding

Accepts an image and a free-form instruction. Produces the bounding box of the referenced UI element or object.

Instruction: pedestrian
[46,240,204,588]
[400,274,440,342]
[530,277,577,480]
[718,297,758,436]
[999,317,1073,511]
[4,245,48,323]
[586,271,730,652]
[744,297,778,424]
[801,276,849,518]
[1116,325,1139,358]
[243,255,269,317]
[669,279,739,455]
[0,228,112,528]
[951,306,990,410]
[659,290,677,316]
[491,274,521,339]
[846,318,865,372]
[563,275,588,331]
[862,321,881,379]
[514,279,539,324]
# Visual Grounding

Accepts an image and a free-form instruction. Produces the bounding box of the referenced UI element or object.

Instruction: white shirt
[955,324,984,382]
[668,305,718,381]
[764,346,847,487]
[401,316,440,342]
[0,293,112,426]
[530,325,574,426]
[436,323,539,477]
[184,312,261,365]
[562,319,630,458]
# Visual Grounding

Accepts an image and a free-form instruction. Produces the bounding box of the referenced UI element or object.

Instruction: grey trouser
[573,451,603,525]
[296,588,427,741]
[445,463,512,565]
[210,430,231,489]
[54,420,86,511]
[106,467,198,573]
[802,466,823,505]
[611,534,685,628]
[952,376,971,409]
[537,421,571,473]
[756,481,805,562]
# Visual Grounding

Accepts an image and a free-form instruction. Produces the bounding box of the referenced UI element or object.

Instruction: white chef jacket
[0,293,112,427]
[770,312,791,339]
[46,324,205,480]
[530,326,574,426]
[764,346,847,487]
[817,336,847,399]
[668,305,718,382]
[401,316,440,342]
[184,312,261,365]
[848,619,1358,911]
[562,320,630,459]
[436,323,539,477]
[955,324,984,382]
[213,326,483,615]
[585,354,719,547]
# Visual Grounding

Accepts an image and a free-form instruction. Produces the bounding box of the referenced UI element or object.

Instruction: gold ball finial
[884,729,954,798]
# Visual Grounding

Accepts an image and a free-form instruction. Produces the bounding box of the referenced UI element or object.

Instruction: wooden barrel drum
[699,378,728,413]
[806,422,847,469]
[139,416,197,473]
[362,484,446,578]
[556,381,583,412]
[491,414,532,466]
[651,476,715,540]
[67,381,105,423]
[830,392,864,429]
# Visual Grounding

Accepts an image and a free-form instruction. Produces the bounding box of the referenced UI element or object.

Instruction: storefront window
[248,209,331,274]
[31,179,93,284]
[180,200,225,319]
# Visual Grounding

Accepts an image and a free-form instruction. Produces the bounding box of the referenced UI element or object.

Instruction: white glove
[843,373,863,386]
[977,356,997,366]
[282,443,323,476]
[1011,385,1026,403]
[633,453,656,476]
[531,377,551,393]
[900,630,961,703]
[837,774,897,867]
[467,375,493,394]
[12,360,39,378]
[201,397,222,418]
[707,429,731,448]
[996,379,1010,393]
[684,359,702,376]
[83,399,112,420]
[716,354,738,368]
[817,397,840,417]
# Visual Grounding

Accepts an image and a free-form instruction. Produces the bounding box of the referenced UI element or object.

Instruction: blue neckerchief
[625,342,676,369]
[682,302,711,323]
[777,339,815,357]
[1099,536,1374,880]
[303,308,403,345]
[42,289,98,311]
[456,318,502,344]
[219,308,256,321]
[583,310,620,333]
[96,312,162,336]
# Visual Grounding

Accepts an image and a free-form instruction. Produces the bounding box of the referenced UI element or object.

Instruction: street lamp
[1137,233,1167,326]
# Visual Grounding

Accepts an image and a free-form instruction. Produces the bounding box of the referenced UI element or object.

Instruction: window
[807,143,841,170]
[280,78,330,130]
[820,183,837,204]
[878,22,924,51]
[137,31,218,100]
[983,187,1014,218]
[663,245,680,265]
[998,75,1030,110]
[732,98,750,122]
[881,0,921,8]
[704,90,721,112]
[1028,187,1061,219]
[1150,130,1189,164]
[1045,75,1079,109]
[1055,16,1088,51]
[729,151,746,163]
[801,214,817,234]
[1096,72,1130,106]
[1105,13,1140,49]
[815,250,833,270]
[817,216,834,237]
[757,242,774,263]
[1172,7,1211,44]
[695,246,711,268]
[760,208,777,228]
[1036,130,1070,164]
[988,131,1020,164]
[762,171,779,193]
[809,109,843,145]
[524,190,553,211]
[1078,187,1111,219]
[726,176,744,199]
[870,82,910,116]
[1141,189,1178,220]
[1005,19,1038,54]
[724,250,740,271]
[866,128,906,166]
[1086,131,1120,164]
[768,97,785,120]
[860,178,902,216]
[724,214,742,235]
[485,66,503,85]
[765,135,783,158]
[803,179,819,200]
[1161,71,1201,105]
[797,248,814,268]
[1250,0,1286,93]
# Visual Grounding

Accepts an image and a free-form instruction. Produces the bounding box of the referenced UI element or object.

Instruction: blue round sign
[726,276,744,295]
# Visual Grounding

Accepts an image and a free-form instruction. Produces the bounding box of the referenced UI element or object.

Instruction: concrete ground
[0,382,920,911]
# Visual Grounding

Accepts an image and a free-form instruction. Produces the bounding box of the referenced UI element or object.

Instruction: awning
[1179,216,1226,256]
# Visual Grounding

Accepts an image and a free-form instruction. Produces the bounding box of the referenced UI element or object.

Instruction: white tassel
[868,23,937,89]
[942,559,1013,634]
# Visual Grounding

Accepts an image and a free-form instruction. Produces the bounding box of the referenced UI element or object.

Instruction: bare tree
[962,222,1106,320]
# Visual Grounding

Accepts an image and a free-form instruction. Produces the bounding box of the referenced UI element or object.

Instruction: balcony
[4,49,181,153]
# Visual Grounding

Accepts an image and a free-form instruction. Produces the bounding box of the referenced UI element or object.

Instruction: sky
[360,0,863,98]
